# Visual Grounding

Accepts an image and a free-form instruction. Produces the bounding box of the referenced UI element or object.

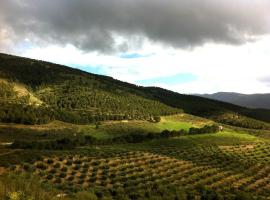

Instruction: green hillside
[0,53,180,124]
[1,53,270,130]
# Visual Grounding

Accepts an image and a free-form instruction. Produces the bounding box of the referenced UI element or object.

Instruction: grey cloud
[0,0,269,53]
[259,76,270,86]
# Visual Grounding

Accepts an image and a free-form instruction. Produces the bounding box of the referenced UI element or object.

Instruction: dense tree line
[215,114,270,130]
[189,124,220,134]
[0,102,54,124]
[0,101,166,125]
[11,138,75,150]
[10,125,220,149]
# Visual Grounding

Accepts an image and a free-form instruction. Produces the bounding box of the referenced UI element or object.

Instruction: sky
[0,0,270,94]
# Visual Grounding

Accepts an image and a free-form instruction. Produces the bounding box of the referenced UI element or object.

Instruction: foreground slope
[1,123,270,199]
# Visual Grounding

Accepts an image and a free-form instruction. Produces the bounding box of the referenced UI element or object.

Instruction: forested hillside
[1,53,270,129]
[0,53,180,124]
[142,87,270,128]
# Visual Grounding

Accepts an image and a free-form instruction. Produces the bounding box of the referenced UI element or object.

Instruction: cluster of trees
[0,100,165,125]
[9,133,159,150]
[38,83,180,123]
[189,125,220,134]
[0,102,165,125]
[56,109,164,125]
[158,125,219,138]
[104,125,220,143]
[0,81,16,99]
[216,114,270,130]
[0,103,54,124]
[159,129,187,138]
[10,125,220,150]
[10,135,101,150]
[219,118,269,130]
[11,138,76,150]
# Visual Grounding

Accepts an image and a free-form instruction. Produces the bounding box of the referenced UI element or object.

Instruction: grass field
[0,114,208,141]
[78,114,211,139]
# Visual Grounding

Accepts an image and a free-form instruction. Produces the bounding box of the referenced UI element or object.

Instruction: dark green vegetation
[1,53,270,199]
[0,53,180,125]
[143,87,270,129]
[1,53,270,129]
[9,124,220,150]
[0,114,204,141]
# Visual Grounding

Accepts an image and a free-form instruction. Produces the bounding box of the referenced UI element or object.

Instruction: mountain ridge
[1,52,270,130]
[197,92,270,109]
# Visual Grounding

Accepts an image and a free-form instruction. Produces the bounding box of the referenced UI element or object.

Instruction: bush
[234,191,254,200]
[75,191,98,200]
[189,125,219,135]
[10,138,76,150]
[153,116,161,123]
[35,162,47,170]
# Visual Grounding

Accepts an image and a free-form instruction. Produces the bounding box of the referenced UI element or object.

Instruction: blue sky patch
[137,73,197,86]
[70,64,106,75]
[120,53,153,59]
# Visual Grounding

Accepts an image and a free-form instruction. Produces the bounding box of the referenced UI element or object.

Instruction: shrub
[22,163,32,172]
[73,164,80,170]
[0,173,56,200]
[75,191,98,200]
[46,159,54,164]
[65,159,73,166]
[59,173,67,178]
[48,168,57,174]
[189,125,219,135]
[61,166,68,172]
[46,174,53,180]
[35,162,47,170]
[53,162,61,168]
[153,116,161,123]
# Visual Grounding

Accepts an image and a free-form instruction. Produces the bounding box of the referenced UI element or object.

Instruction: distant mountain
[198,92,270,109]
[1,53,270,129]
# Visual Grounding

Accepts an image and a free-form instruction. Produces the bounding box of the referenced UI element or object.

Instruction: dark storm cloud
[0,0,269,52]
